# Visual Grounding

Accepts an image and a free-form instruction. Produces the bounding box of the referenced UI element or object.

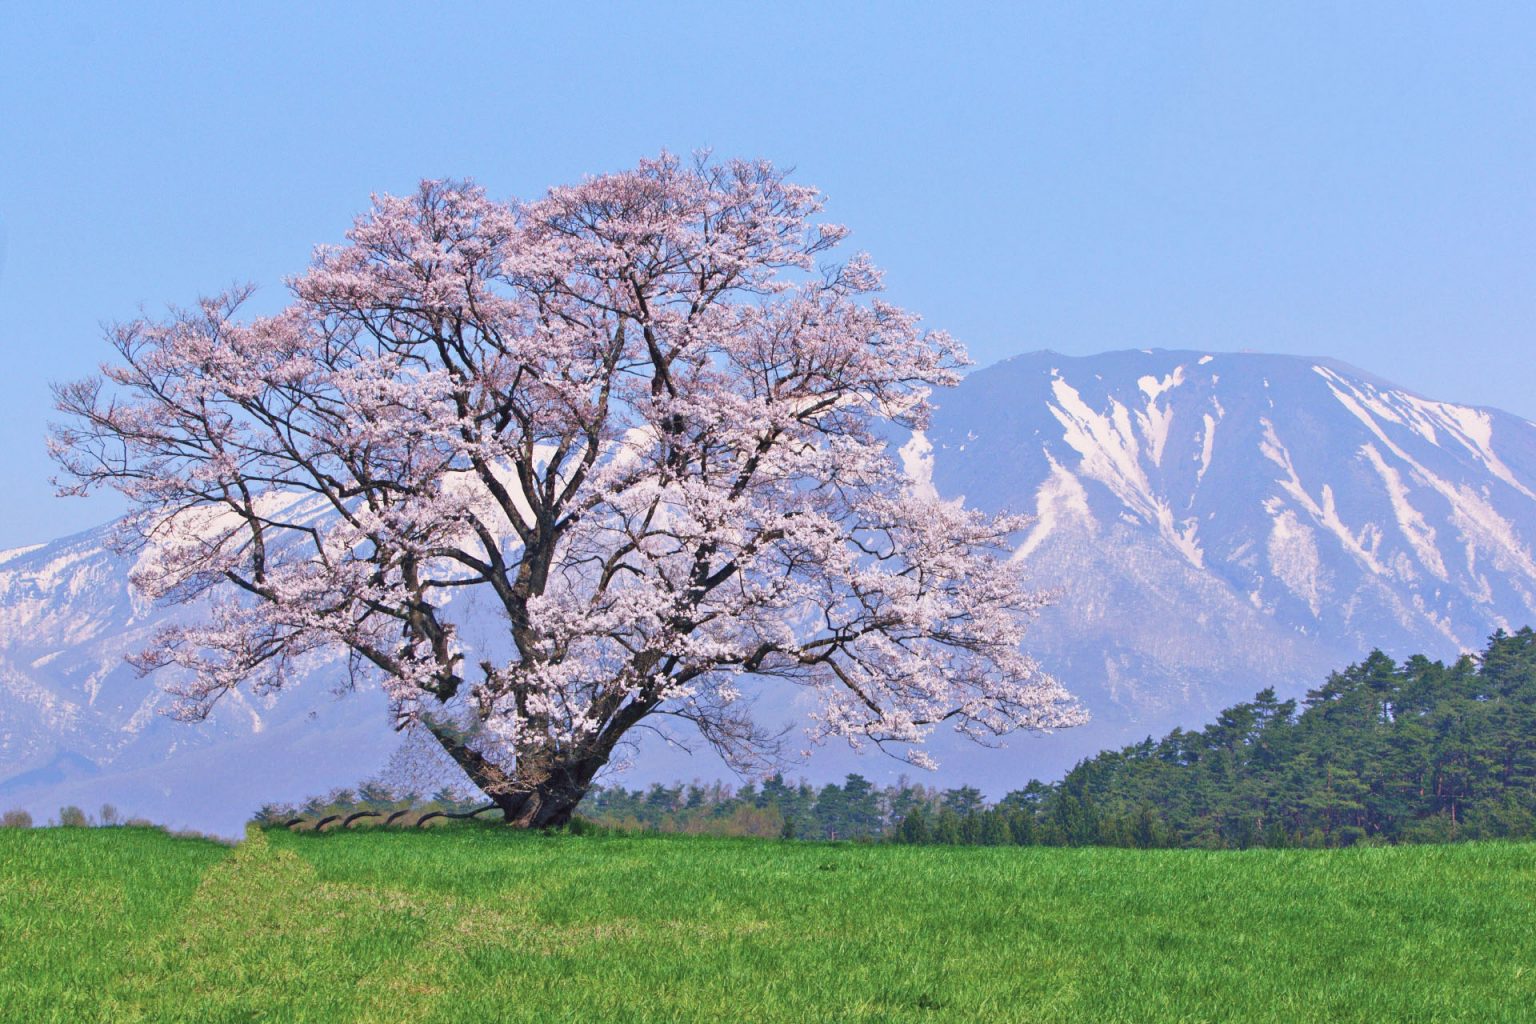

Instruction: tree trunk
[495,770,591,829]
[420,716,603,829]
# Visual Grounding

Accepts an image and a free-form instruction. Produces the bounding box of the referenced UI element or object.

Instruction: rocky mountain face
[5,348,1536,833]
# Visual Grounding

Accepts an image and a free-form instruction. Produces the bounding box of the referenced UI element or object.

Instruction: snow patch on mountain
[1135,365,1184,466]
[1323,374,1536,585]
[1197,412,1218,484]
[1012,456,1093,563]
[0,544,45,567]
[1259,418,1388,577]
[1359,443,1446,580]
[1316,365,1536,503]
[1047,370,1203,568]
[1049,374,1155,517]
[898,430,939,503]
[1266,508,1324,617]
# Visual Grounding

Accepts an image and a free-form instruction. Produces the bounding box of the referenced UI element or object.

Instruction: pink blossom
[52,153,1084,826]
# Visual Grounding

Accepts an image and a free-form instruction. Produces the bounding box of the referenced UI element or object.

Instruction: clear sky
[2,3,1533,543]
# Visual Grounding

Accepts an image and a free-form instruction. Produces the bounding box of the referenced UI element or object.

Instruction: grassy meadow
[1,824,1533,1023]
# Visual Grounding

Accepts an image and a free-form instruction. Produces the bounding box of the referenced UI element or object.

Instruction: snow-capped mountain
[0,528,396,833]
[919,349,1536,734]
[4,348,1536,831]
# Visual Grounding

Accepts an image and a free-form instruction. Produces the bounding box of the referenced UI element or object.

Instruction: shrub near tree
[53,153,1083,828]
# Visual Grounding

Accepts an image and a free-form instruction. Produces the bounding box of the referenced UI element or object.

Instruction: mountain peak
[927,345,1536,723]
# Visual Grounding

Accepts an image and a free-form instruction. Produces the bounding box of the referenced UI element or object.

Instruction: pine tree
[897,808,930,844]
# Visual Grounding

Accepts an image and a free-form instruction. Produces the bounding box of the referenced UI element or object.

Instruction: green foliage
[1016,629,1536,849]
[896,806,929,844]
[2,826,1534,1022]
[580,773,929,842]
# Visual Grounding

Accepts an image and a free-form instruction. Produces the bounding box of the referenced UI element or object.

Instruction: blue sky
[2,2,1533,543]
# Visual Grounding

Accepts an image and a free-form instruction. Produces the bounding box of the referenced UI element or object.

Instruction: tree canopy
[52,153,1082,826]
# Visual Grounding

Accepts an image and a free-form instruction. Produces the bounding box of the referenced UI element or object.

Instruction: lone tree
[51,154,1084,827]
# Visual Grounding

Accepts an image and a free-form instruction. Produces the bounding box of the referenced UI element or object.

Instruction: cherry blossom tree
[51,154,1084,827]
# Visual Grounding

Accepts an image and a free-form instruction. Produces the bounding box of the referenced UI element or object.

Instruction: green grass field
[1,825,1533,1023]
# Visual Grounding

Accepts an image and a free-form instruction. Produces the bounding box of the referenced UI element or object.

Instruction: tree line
[224,628,1536,847]
[584,629,1536,848]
